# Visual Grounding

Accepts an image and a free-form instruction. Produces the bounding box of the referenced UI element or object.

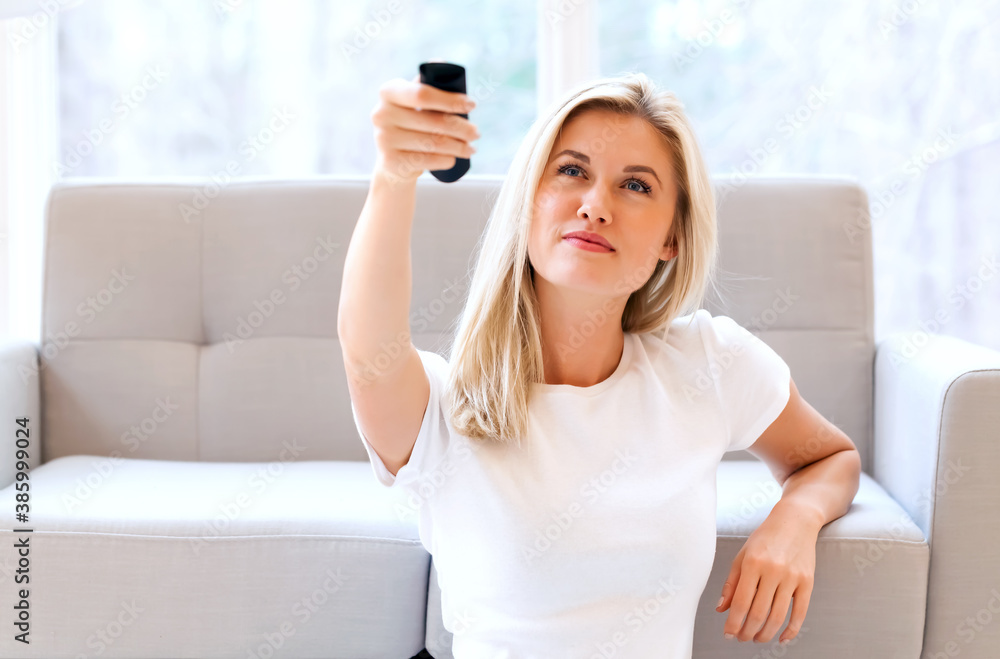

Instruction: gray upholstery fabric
[0,173,996,657]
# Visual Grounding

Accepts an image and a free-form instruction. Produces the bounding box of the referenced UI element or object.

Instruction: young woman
[339,71,859,658]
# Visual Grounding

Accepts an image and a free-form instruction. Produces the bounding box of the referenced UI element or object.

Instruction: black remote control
[419,62,470,183]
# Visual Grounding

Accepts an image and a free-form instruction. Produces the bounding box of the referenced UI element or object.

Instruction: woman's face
[528,108,679,301]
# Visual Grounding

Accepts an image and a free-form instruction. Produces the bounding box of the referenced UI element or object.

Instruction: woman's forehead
[553,112,667,160]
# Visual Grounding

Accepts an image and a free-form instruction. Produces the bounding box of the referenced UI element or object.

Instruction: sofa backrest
[39,174,874,471]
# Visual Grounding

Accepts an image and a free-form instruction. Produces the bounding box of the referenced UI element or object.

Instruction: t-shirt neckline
[532,332,635,396]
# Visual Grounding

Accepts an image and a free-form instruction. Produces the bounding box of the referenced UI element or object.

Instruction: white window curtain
[0,5,62,344]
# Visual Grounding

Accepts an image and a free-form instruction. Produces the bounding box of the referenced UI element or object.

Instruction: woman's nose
[578,188,612,223]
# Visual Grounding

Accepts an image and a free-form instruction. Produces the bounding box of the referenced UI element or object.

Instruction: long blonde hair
[443,72,721,446]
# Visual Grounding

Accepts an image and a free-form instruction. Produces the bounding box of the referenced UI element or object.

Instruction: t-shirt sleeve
[350,347,452,488]
[697,310,792,453]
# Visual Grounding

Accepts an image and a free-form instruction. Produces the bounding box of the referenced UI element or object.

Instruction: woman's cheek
[534,183,560,212]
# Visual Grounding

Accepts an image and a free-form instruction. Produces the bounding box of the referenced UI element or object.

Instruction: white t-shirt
[351,308,791,659]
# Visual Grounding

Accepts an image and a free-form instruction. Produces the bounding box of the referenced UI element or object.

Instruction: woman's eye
[557,163,651,194]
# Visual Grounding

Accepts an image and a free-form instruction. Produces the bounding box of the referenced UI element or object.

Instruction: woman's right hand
[370,74,480,182]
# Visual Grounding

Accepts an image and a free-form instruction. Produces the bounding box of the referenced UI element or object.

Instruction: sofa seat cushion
[0,455,429,659]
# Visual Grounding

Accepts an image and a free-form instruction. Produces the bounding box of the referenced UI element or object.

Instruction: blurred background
[1,0,998,349]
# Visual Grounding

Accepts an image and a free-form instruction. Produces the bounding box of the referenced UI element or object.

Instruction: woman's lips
[564,237,614,253]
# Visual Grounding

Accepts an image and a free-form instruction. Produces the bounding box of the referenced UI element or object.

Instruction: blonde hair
[443,72,721,445]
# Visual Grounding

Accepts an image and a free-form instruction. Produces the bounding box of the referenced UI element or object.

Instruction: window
[57,0,537,177]
[599,0,1000,347]
[2,0,996,349]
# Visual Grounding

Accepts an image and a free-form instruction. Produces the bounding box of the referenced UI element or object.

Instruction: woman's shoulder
[635,309,778,375]
[629,311,712,376]
[634,308,713,352]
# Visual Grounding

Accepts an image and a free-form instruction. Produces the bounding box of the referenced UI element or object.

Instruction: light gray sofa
[1,174,998,658]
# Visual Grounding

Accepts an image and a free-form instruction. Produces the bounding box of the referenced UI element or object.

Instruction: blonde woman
[339,71,861,659]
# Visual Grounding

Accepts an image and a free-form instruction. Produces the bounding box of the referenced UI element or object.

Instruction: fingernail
[780,638,790,646]
[716,596,724,608]
[724,633,735,640]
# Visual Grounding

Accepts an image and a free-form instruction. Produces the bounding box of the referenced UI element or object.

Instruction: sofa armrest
[0,339,41,492]
[874,331,1000,658]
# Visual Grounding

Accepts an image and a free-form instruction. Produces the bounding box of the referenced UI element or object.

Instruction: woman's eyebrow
[553,149,661,187]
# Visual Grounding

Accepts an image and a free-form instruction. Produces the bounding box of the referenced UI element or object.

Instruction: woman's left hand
[715,501,820,645]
